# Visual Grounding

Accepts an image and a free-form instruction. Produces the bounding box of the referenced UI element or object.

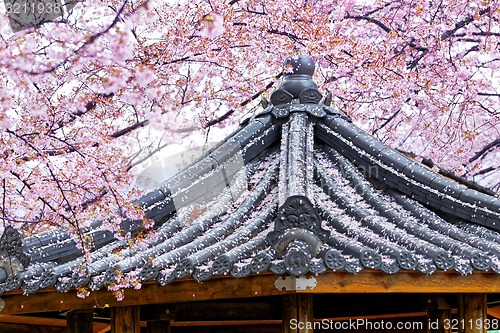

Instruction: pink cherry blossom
[198,12,225,38]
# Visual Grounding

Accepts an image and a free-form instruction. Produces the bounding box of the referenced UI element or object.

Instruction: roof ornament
[270,55,322,105]
[0,227,29,278]
[265,55,343,119]
[267,196,330,277]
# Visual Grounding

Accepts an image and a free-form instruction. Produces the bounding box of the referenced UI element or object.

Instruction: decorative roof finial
[283,55,316,76]
[270,55,322,106]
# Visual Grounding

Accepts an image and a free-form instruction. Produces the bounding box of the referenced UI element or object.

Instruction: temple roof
[0,55,499,296]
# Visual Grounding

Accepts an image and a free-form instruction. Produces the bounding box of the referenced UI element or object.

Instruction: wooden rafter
[0,315,67,327]
[0,315,110,333]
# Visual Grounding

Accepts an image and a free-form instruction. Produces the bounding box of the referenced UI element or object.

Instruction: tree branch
[372,106,405,135]
[267,29,305,46]
[468,138,500,163]
[110,119,149,138]
[24,1,131,75]
[478,92,500,97]
[473,166,496,176]
[440,7,491,40]
[347,15,391,33]
[204,72,281,127]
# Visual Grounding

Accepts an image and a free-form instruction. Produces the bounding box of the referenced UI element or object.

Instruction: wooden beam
[95,326,110,333]
[160,311,428,327]
[67,310,93,333]
[488,306,500,319]
[0,315,67,327]
[1,272,500,315]
[96,322,147,333]
[283,294,313,333]
[146,320,170,333]
[110,306,140,333]
[0,323,66,333]
[310,271,500,294]
[0,315,108,333]
[164,312,429,327]
[171,320,282,327]
[171,298,280,322]
[0,274,282,315]
[93,323,110,333]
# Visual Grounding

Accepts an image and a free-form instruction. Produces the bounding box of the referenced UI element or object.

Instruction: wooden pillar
[458,295,465,333]
[283,294,313,333]
[147,320,171,333]
[427,296,453,333]
[67,310,93,333]
[458,294,487,333]
[111,306,140,333]
[427,309,452,333]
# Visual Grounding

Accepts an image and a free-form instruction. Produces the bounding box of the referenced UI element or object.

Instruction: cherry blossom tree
[0,0,499,242]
